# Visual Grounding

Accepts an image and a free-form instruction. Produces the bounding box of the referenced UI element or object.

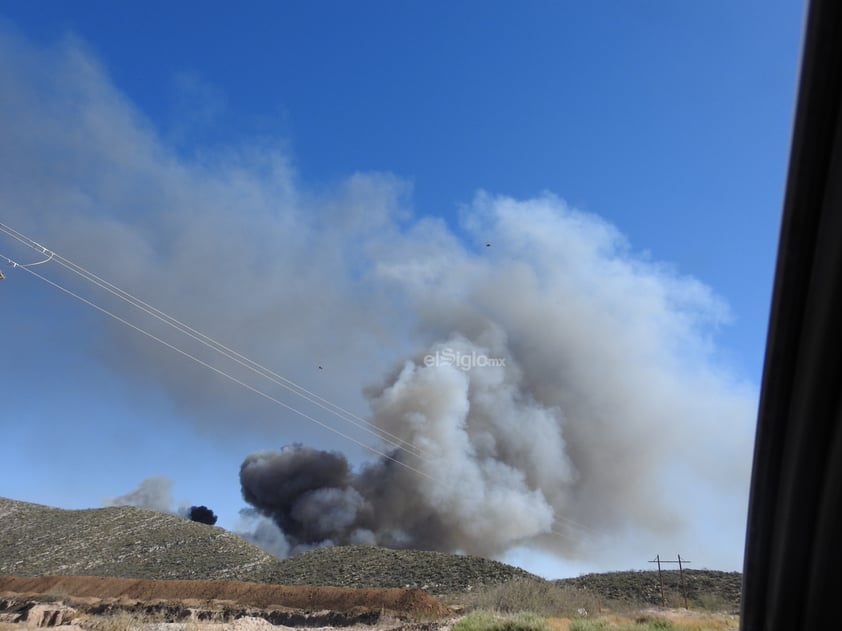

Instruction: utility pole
[677,554,688,609]
[649,554,666,606]
[649,555,691,608]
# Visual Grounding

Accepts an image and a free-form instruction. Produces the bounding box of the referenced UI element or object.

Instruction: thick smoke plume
[241,300,753,559]
[188,505,218,525]
[1,28,756,568]
[237,200,755,559]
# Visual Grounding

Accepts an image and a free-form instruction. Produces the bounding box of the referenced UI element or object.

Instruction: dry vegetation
[263,546,540,594]
[0,498,534,593]
[0,575,741,631]
[0,498,276,582]
[1,497,740,631]
[554,572,741,612]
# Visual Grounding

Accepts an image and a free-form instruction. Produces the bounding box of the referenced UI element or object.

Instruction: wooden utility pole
[677,554,688,609]
[649,555,691,608]
[649,554,666,606]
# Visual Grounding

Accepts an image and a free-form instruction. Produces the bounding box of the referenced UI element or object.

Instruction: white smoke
[103,477,174,513]
[0,26,757,568]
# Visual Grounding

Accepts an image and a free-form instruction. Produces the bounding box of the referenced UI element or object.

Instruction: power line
[0,249,435,483]
[0,222,430,460]
[0,223,605,544]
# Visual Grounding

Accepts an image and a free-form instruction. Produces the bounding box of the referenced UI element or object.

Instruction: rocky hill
[266,545,541,594]
[0,496,277,581]
[0,497,535,594]
[1,496,742,608]
[555,569,742,611]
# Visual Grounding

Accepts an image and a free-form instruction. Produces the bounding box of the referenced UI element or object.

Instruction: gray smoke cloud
[103,477,219,528]
[103,477,175,513]
[236,509,292,557]
[1,27,756,566]
[236,198,755,559]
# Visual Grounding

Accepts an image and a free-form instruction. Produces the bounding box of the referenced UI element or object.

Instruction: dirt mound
[0,575,450,619]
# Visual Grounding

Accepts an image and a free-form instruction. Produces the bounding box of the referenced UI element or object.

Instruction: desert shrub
[570,616,684,631]
[83,610,178,631]
[457,578,602,616]
[634,616,675,630]
[569,620,607,631]
[33,585,73,603]
[84,611,140,631]
[691,591,734,612]
[453,611,550,631]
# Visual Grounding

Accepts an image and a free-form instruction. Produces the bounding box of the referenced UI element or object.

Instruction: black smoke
[188,505,218,525]
[240,445,451,554]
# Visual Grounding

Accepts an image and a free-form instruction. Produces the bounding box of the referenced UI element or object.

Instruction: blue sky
[0,2,804,577]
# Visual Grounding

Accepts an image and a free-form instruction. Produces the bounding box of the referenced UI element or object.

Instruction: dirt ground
[0,575,454,631]
[0,576,739,631]
[0,576,449,620]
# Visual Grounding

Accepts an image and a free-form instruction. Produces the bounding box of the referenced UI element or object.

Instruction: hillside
[555,569,742,611]
[0,497,535,594]
[0,497,277,581]
[268,545,541,594]
[1,496,741,609]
